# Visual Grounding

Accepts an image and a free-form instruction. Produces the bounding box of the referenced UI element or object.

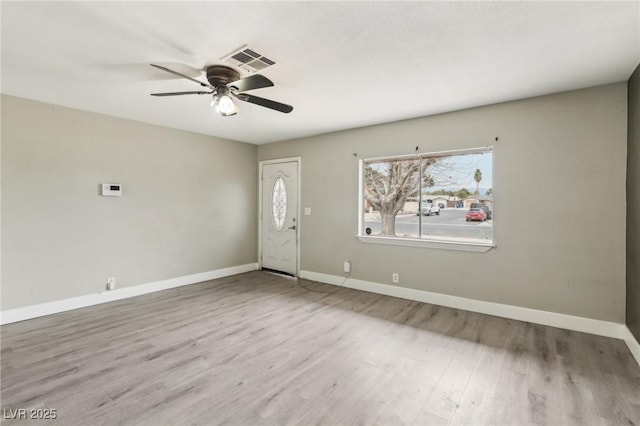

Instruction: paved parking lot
[364,208,492,240]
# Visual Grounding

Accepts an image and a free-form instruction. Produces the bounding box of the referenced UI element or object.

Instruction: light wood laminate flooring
[1,271,639,425]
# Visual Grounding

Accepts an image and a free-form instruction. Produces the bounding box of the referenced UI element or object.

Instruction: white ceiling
[2,1,639,145]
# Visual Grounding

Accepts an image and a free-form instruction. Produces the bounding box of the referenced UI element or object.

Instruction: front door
[261,161,298,275]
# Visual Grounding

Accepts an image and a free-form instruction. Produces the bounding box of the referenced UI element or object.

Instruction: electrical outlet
[106,277,116,290]
[392,273,399,284]
[344,261,351,273]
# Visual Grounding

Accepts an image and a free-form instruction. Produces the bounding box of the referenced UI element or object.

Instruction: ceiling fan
[150,64,293,116]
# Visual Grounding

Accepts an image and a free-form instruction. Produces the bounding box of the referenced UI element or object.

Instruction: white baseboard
[299,270,626,340]
[0,263,259,325]
[622,326,640,367]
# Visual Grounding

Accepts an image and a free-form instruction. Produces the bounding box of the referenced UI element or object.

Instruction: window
[271,176,287,231]
[358,147,493,251]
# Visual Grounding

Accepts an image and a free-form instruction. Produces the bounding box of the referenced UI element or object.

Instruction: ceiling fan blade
[236,93,293,113]
[151,91,213,96]
[150,64,213,89]
[228,74,274,92]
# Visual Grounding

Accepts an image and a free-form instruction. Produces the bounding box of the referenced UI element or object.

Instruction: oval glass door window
[271,177,287,230]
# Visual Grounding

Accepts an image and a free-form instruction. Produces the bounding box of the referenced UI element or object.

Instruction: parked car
[438,203,445,209]
[479,205,492,219]
[465,208,486,222]
[419,202,441,216]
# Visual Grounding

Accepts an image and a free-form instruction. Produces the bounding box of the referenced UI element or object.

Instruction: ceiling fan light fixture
[217,94,237,116]
[210,93,238,116]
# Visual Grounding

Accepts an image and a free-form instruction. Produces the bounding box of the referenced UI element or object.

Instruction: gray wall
[1,95,257,310]
[628,64,640,339]
[258,84,628,323]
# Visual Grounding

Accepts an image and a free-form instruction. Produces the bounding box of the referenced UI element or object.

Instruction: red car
[465,208,487,222]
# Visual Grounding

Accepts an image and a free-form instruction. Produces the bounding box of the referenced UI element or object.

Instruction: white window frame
[357,147,495,253]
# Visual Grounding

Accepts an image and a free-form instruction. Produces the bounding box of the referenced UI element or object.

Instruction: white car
[419,202,440,216]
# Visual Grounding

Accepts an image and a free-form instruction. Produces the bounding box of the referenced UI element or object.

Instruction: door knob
[288,225,296,230]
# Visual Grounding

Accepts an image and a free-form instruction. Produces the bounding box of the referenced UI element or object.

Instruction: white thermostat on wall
[101,183,122,197]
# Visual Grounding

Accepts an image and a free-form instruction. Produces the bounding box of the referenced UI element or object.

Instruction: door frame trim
[258,157,302,276]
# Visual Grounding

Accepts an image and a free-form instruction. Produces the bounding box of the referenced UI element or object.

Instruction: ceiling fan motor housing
[206,65,241,88]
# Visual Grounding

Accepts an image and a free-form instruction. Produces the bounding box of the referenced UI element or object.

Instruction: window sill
[356,235,495,252]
